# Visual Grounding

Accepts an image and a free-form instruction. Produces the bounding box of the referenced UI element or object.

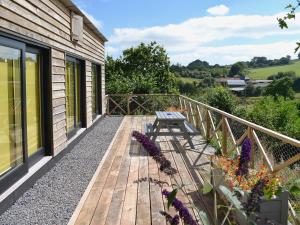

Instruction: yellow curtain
[26,52,42,156]
[0,46,23,175]
[66,61,75,131]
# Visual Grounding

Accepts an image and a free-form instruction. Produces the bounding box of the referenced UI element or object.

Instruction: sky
[74,0,300,65]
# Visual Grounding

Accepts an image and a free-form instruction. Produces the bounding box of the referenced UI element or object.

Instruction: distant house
[227,80,246,94]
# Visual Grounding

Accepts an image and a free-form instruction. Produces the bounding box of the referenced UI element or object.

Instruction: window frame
[0,34,52,194]
[65,56,86,139]
[91,63,102,119]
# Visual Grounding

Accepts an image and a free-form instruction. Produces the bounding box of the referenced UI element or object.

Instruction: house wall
[0,0,106,156]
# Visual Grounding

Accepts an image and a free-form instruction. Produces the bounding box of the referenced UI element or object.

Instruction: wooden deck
[69,116,215,225]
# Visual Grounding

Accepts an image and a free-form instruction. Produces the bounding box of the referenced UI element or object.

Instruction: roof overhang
[60,0,108,42]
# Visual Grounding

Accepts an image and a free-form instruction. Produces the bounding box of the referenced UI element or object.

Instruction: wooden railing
[105,94,300,222]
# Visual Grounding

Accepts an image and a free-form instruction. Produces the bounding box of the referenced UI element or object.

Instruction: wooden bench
[184,121,200,136]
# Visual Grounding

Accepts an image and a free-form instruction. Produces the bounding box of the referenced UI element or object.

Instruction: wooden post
[222,116,228,155]
[247,127,255,168]
[127,95,130,115]
[195,104,200,130]
[206,109,211,141]
[107,96,110,115]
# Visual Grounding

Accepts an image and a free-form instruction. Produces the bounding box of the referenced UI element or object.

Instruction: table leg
[179,122,195,149]
[152,118,159,131]
[151,122,162,142]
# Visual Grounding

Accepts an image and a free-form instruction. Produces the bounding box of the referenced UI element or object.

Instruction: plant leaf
[202,182,213,194]
[167,188,178,210]
[219,185,244,211]
[198,210,211,225]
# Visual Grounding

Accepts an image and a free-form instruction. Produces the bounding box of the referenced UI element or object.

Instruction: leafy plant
[277,1,300,52]
[162,189,198,225]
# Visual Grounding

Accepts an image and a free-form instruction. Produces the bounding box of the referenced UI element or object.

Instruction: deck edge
[67,116,126,225]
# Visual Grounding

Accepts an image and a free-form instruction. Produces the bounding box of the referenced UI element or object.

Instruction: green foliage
[248,60,300,80]
[206,86,237,113]
[277,1,300,52]
[167,188,178,210]
[105,42,177,94]
[293,77,300,92]
[264,77,295,100]
[267,71,297,80]
[229,62,246,77]
[247,97,300,139]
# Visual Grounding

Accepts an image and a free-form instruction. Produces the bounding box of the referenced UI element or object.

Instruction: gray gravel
[0,116,123,225]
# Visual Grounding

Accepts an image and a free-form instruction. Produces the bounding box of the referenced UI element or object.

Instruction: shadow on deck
[68,116,216,225]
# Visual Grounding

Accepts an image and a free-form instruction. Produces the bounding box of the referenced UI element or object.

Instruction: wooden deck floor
[69,116,215,225]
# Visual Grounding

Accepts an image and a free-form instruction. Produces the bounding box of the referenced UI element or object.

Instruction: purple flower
[236,138,251,176]
[170,215,180,225]
[162,189,198,225]
[132,131,174,174]
[244,179,267,215]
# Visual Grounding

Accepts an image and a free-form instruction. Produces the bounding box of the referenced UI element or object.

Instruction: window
[0,36,50,193]
[0,44,23,176]
[66,57,84,136]
[26,50,43,156]
[91,63,102,118]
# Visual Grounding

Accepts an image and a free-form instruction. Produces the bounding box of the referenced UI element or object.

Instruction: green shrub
[206,86,237,114]
[247,97,300,139]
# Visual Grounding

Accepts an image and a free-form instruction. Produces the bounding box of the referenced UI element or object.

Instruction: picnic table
[145,111,199,149]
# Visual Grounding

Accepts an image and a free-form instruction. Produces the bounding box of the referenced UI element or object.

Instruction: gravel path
[0,116,123,225]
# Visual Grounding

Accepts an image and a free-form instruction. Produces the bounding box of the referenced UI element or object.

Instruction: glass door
[66,57,83,137]
[0,44,23,176]
[25,49,43,158]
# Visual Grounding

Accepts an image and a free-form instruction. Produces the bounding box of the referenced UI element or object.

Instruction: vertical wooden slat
[222,116,228,155]
[206,109,211,141]
[127,95,130,115]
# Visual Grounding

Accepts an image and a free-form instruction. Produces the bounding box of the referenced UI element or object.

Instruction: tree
[206,86,237,113]
[264,77,295,100]
[293,77,300,92]
[229,62,246,77]
[278,1,300,52]
[298,52,300,59]
[105,42,177,94]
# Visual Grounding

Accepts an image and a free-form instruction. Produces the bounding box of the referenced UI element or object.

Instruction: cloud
[107,12,300,65]
[81,9,103,30]
[207,4,230,16]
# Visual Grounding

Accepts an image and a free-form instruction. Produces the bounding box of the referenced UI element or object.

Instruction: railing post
[127,95,130,115]
[206,109,211,141]
[195,104,201,130]
[247,127,255,168]
[222,116,228,155]
[106,96,110,115]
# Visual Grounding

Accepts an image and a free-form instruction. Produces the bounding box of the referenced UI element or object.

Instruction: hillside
[248,60,300,79]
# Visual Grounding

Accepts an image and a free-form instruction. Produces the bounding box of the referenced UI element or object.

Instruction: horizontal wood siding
[52,48,67,155]
[0,0,106,156]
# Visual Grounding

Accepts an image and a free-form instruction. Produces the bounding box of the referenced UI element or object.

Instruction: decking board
[71,116,214,225]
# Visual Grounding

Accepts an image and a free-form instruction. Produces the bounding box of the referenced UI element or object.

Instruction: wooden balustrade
[105,93,300,222]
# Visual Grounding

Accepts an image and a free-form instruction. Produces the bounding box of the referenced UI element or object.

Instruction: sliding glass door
[66,57,83,136]
[0,44,23,176]
[25,50,43,157]
[0,36,50,193]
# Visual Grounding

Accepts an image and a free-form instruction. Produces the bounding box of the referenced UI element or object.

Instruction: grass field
[248,60,300,79]
[178,77,200,83]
